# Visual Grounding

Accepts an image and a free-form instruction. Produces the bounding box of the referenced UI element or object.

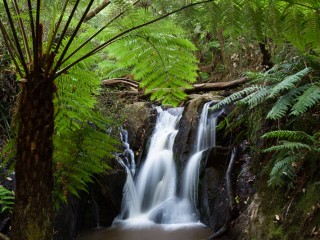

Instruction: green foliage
[268,155,298,188]
[215,63,320,188]
[53,37,117,208]
[291,83,320,116]
[0,185,14,213]
[262,130,319,187]
[103,9,198,106]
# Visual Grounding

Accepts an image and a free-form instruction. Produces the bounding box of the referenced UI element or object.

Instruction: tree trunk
[11,71,54,240]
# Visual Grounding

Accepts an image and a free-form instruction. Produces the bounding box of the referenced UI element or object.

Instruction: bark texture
[11,71,54,240]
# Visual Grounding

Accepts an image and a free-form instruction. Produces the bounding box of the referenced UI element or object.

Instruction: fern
[268,155,298,188]
[104,9,198,106]
[238,86,271,109]
[262,130,315,143]
[263,141,312,153]
[53,37,118,208]
[291,83,320,116]
[0,185,14,213]
[211,85,262,110]
[268,67,312,98]
[266,85,309,120]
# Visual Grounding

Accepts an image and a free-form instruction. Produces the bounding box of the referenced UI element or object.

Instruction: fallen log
[101,77,249,95]
[185,77,248,93]
[102,78,139,90]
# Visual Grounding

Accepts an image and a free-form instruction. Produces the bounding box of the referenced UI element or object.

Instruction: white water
[114,102,221,227]
[182,101,222,211]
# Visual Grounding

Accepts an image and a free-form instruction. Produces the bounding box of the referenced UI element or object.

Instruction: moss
[251,177,320,240]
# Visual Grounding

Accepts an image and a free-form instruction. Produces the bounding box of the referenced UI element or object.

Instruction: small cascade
[182,101,223,215]
[114,107,185,225]
[114,102,222,227]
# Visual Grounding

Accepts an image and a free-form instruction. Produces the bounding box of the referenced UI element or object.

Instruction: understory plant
[213,62,320,188]
[0,185,14,213]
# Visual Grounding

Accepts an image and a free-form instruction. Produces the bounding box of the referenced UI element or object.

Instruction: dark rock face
[54,159,126,240]
[199,147,231,228]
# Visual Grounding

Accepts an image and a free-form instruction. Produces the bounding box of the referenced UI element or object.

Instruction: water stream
[78,102,221,239]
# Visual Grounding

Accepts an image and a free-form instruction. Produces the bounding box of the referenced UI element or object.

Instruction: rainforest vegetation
[0,0,319,239]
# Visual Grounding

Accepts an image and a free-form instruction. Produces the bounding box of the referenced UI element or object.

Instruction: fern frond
[103,9,198,106]
[291,83,320,116]
[0,186,14,213]
[211,85,262,110]
[266,85,309,120]
[268,67,312,98]
[262,130,315,143]
[263,141,311,153]
[238,86,271,109]
[268,155,298,188]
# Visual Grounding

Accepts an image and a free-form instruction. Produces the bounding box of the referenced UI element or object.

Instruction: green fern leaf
[291,83,320,116]
[239,86,271,109]
[266,85,309,120]
[268,67,311,98]
[263,141,311,153]
[104,9,198,106]
[0,186,14,213]
[262,130,315,143]
[268,155,298,188]
[211,85,262,111]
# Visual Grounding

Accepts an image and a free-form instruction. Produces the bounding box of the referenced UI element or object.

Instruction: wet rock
[123,102,157,164]
[199,147,231,229]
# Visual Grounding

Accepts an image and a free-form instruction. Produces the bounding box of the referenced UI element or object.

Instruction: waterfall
[182,101,222,212]
[114,102,222,226]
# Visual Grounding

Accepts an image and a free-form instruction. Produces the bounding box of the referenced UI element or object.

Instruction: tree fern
[291,83,320,116]
[103,9,198,106]
[53,37,118,207]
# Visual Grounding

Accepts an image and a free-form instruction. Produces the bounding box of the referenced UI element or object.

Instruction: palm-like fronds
[104,10,198,106]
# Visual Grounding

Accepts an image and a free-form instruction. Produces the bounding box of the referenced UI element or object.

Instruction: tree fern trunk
[11,71,54,240]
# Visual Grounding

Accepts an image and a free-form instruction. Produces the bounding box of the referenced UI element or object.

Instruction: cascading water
[114,107,185,225]
[182,101,223,213]
[114,102,222,227]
